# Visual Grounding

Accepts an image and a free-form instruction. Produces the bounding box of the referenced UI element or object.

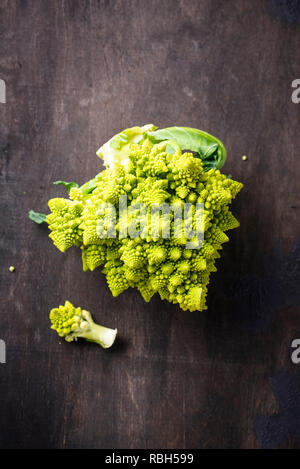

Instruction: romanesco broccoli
[33,125,243,312]
[50,300,117,348]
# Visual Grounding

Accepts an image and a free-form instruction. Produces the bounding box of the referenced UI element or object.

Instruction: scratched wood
[0,0,300,449]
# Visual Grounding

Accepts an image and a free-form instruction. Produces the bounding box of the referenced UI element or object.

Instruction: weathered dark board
[0,0,300,449]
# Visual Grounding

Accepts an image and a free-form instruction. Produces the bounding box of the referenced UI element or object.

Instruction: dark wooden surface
[0,0,300,449]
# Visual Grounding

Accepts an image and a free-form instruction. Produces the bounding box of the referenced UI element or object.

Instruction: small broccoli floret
[50,301,117,348]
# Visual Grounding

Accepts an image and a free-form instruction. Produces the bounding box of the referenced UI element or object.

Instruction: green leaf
[96,124,157,168]
[110,132,129,149]
[28,210,47,224]
[79,172,102,195]
[203,143,218,158]
[165,143,176,155]
[53,181,79,193]
[80,179,97,195]
[147,127,227,171]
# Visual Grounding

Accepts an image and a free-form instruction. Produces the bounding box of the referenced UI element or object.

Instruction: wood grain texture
[0,0,300,449]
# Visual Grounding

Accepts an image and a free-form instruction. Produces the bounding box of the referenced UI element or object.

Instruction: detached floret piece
[50,300,117,348]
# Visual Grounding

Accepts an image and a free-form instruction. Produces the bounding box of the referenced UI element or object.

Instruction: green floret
[102,261,130,297]
[46,198,84,252]
[50,300,117,348]
[148,245,167,265]
[81,244,107,271]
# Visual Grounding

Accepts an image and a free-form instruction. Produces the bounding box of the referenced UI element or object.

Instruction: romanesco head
[46,126,243,312]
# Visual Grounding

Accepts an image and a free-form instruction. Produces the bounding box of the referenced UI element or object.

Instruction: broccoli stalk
[50,301,117,348]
